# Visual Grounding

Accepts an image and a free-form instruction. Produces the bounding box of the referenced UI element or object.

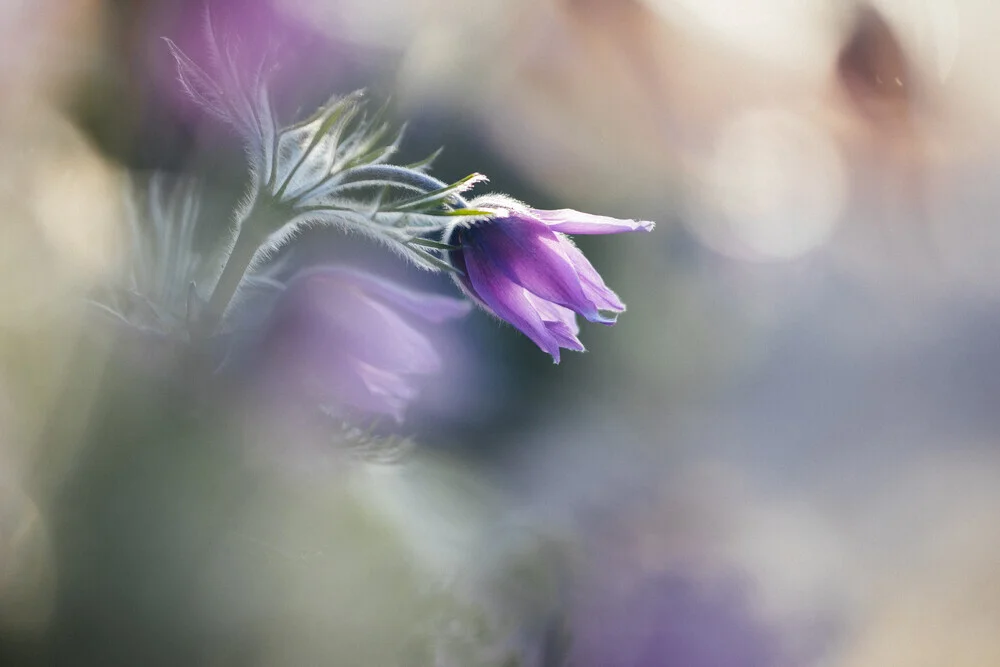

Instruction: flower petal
[462,241,565,362]
[532,208,655,235]
[526,293,580,336]
[525,293,585,352]
[349,358,419,422]
[295,266,472,322]
[282,272,442,375]
[321,292,441,376]
[295,353,415,422]
[554,236,626,314]
[272,319,421,421]
[467,216,602,321]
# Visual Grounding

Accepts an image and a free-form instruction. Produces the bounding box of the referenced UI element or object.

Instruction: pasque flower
[251,266,471,422]
[138,32,656,392]
[445,196,654,362]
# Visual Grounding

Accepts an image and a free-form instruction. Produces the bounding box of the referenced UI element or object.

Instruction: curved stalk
[194,201,273,339]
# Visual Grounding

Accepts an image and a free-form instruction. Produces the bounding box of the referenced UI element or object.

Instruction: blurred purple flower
[569,574,785,667]
[255,266,470,422]
[446,197,654,362]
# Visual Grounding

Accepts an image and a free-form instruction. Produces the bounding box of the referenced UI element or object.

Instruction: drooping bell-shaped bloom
[445,196,654,362]
[250,266,471,422]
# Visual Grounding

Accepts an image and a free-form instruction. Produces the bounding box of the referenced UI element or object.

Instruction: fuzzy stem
[195,167,462,338]
[195,201,271,339]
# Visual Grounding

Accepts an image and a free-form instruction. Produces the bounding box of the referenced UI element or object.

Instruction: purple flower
[569,573,786,667]
[255,267,471,422]
[445,197,654,362]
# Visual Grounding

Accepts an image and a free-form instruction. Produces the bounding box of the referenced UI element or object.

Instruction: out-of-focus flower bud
[252,266,470,421]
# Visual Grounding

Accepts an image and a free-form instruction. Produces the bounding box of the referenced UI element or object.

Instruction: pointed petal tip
[609,217,655,233]
[548,348,561,364]
[547,341,590,363]
[532,208,657,235]
[582,310,620,326]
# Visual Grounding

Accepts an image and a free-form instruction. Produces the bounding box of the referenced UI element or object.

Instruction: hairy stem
[194,166,463,339]
[195,201,271,339]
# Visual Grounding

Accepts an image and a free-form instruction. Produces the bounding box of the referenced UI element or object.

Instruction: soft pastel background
[2,0,1000,665]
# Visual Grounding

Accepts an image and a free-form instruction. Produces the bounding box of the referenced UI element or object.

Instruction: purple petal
[462,242,565,362]
[545,320,585,351]
[468,216,602,321]
[282,273,442,376]
[280,335,417,422]
[526,293,580,336]
[349,359,419,422]
[525,293,585,352]
[532,208,655,235]
[554,236,626,314]
[295,266,472,322]
[341,295,443,375]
